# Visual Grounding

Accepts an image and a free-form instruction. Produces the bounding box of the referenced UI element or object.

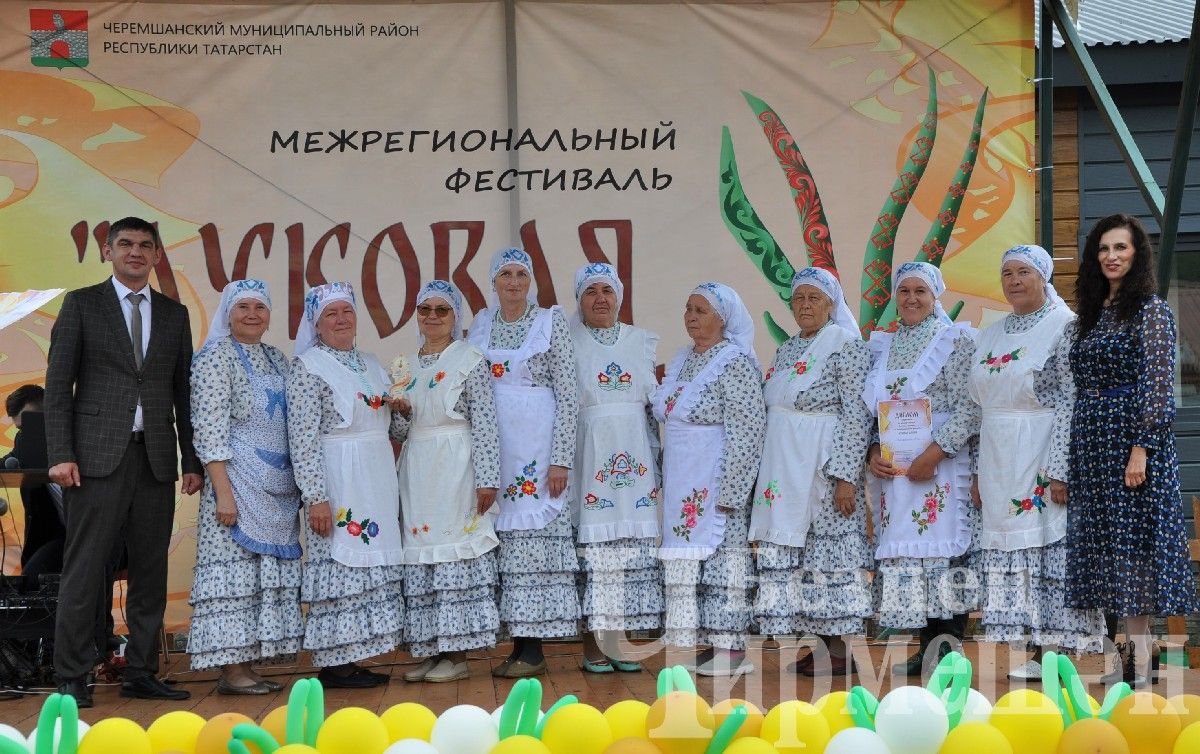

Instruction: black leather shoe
[120,675,191,700]
[57,679,93,709]
[317,666,381,689]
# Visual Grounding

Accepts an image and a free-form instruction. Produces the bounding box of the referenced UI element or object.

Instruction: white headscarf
[415,279,465,347]
[1000,244,1067,311]
[790,267,859,337]
[573,262,624,326]
[202,279,272,352]
[691,281,760,371]
[892,261,952,325]
[295,281,356,356]
[488,247,536,308]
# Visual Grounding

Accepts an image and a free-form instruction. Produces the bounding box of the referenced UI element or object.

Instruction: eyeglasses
[416,305,454,318]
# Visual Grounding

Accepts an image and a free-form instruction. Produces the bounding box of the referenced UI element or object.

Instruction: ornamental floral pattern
[1011,469,1050,516]
[911,481,949,535]
[787,359,812,380]
[672,487,708,541]
[885,376,908,400]
[489,359,510,378]
[336,506,380,544]
[409,523,431,536]
[427,370,446,389]
[762,366,776,383]
[635,488,660,508]
[664,385,685,416]
[594,451,648,489]
[356,392,386,410]
[503,459,541,501]
[754,479,780,507]
[980,347,1024,374]
[597,361,633,391]
[583,493,615,511]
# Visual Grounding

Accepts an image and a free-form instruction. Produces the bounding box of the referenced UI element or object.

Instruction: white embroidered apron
[653,345,741,561]
[749,325,853,548]
[865,325,973,560]
[469,307,564,531]
[298,348,406,568]
[968,306,1074,551]
[396,340,500,563]
[571,322,661,544]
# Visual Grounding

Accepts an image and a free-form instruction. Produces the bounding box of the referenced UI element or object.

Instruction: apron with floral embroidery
[571,322,661,544]
[749,325,853,547]
[653,345,741,560]
[968,305,1074,551]
[864,324,973,560]
[227,339,303,559]
[397,339,500,563]
[298,347,405,567]
[469,306,564,531]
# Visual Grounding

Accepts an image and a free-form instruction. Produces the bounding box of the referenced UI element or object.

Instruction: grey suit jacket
[44,279,202,482]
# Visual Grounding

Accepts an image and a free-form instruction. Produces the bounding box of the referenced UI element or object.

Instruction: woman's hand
[548,465,568,498]
[215,490,238,527]
[477,487,497,515]
[970,475,982,509]
[833,480,856,517]
[309,501,333,537]
[905,443,946,482]
[1124,446,1147,488]
[867,444,899,479]
[1050,479,1068,505]
[717,504,736,514]
[389,397,412,417]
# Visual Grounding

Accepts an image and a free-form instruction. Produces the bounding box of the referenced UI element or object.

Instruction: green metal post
[1156,3,1200,298]
[1045,0,1165,223]
[1038,0,1055,252]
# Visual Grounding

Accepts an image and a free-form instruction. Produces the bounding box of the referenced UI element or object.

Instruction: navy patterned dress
[1066,296,1198,617]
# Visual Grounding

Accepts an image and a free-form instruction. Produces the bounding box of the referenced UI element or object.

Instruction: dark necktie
[127,292,144,370]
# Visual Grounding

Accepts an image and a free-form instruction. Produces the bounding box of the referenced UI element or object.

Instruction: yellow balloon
[316,707,389,754]
[381,703,438,743]
[541,703,612,754]
[1064,695,1104,721]
[1108,692,1182,754]
[1168,695,1200,730]
[646,692,715,754]
[723,737,778,754]
[491,734,553,754]
[1174,722,1200,754]
[1056,718,1130,754]
[148,711,206,754]
[760,700,830,754]
[275,747,321,754]
[195,713,256,754]
[814,692,856,738]
[601,738,660,754]
[605,700,651,741]
[78,718,152,754]
[991,690,1065,754]
[261,706,290,746]
[711,699,764,741]
[938,722,1014,754]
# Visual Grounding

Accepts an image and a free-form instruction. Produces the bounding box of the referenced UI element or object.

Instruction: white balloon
[942,687,993,725]
[430,705,498,754]
[874,686,949,754]
[26,719,91,751]
[824,727,893,754]
[384,740,439,754]
[0,725,23,745]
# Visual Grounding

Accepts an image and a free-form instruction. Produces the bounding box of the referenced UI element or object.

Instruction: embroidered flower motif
[490,360,510,378]
[422,523,430,533]
[788,360,811,380]
[754,480,781,507]
[503,460,541,501]
[1011,470,1050,516]
[356,392,386,410]
[336,507,378,544]
[980,347,1024,374]
[664,385,685,416]
[911,482,947,535]
[635,488,659,509]
[671,488,708,542]
[428,370,446,389]
[885,376,908,400]
[594,451,648,489]
[597,361,633,391]
[763,366,775,383]
[584,493,615,511]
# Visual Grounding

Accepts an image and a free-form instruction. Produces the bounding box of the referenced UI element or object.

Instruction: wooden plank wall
[1036,89,1081,308]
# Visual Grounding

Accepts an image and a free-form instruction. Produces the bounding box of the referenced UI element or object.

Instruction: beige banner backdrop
[0,0,1033,629]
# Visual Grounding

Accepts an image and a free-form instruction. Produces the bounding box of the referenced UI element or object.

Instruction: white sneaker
[1007,659,1043,681]
[403,657,438,682]
[696,653,755,678]
[424,658,469,683]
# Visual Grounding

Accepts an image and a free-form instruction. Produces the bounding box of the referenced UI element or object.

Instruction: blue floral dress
[1066,296,1198,617]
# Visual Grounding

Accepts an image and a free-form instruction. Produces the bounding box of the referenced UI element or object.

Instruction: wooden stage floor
[2,638,1199,728]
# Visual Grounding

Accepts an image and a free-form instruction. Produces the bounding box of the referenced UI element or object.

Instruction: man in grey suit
[45,216,204,707]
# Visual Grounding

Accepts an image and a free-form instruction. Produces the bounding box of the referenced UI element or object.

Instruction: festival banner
[0,0,1034,628]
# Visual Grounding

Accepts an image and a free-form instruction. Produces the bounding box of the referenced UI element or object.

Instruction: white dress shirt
[111,276,152,431]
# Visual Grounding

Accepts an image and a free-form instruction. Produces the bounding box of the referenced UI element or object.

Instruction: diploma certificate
[878,398,933,473]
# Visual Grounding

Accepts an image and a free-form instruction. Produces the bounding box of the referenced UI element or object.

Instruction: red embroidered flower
[618,373,632,383]
[685,515,697,528]
[346,521,362,536]
[1021,499,1034,511]
[598,373,611,383]
[763,487,776,501]
[1034,485,1045,497]
[435,371,445,382]
[1001,353,1012,364]
[764,367,775,382]
[521,480,537,496]
[585,493,598,505]
[793,361,807,375]
[491,363,506,378]
[927,511,937,523]
[681,501,698,517]
[411,526,419,535]
[422,524,430,533]
[925,497,938,511]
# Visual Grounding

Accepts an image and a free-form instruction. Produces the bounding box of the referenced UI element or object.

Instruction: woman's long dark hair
[1075,213,1157,334]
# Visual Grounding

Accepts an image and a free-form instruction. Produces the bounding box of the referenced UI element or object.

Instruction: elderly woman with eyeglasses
[394,280,501,683]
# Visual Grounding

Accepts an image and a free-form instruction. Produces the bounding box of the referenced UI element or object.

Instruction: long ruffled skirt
[404,550,500,657]
[497,506,581,638]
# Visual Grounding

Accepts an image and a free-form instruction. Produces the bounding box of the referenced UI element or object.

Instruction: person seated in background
[2,384,66,577]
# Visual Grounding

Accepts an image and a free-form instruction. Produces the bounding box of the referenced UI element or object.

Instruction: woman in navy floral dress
[1067,213,1198,686]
